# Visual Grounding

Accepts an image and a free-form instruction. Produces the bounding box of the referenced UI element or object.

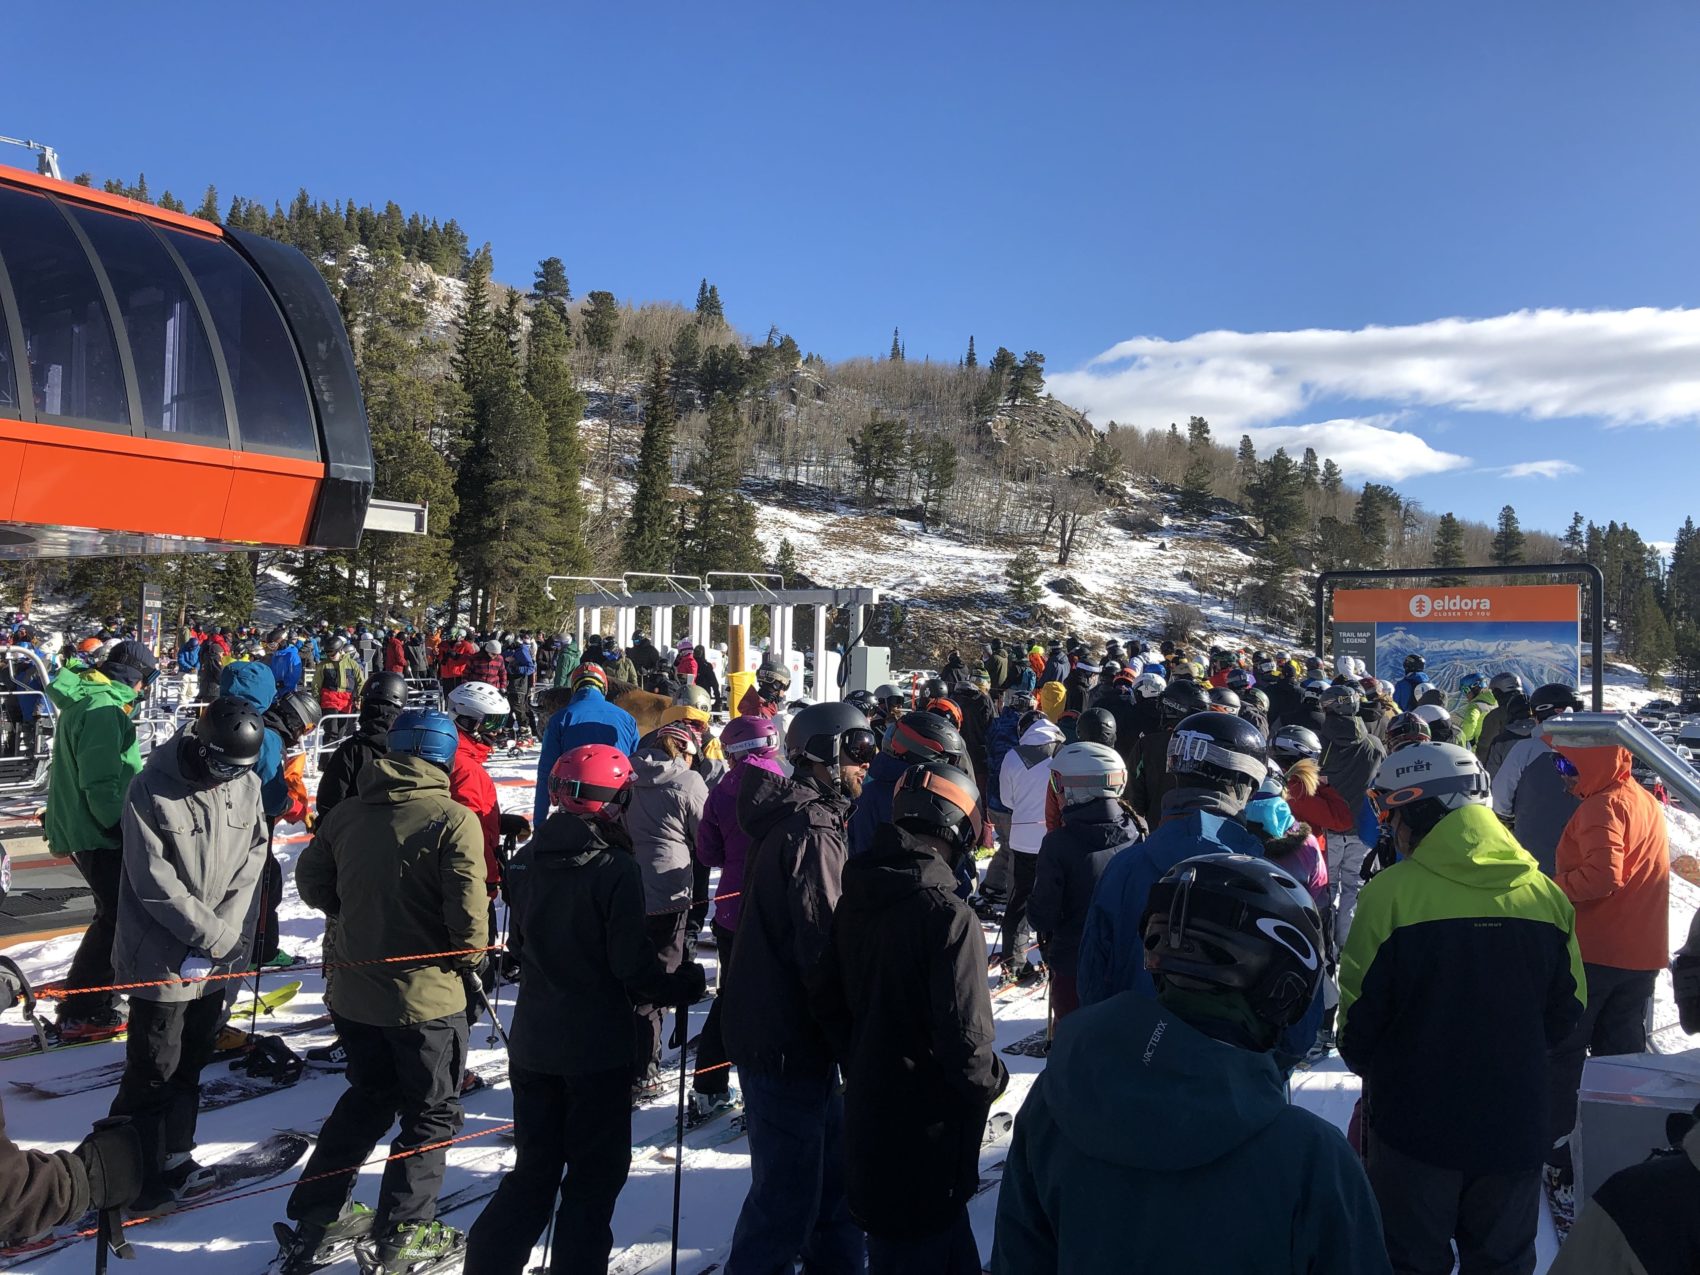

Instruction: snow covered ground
[4,730,1698,1273]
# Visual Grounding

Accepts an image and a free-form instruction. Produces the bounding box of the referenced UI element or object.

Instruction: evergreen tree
[1353,484,1399,566]
[1562,511,1586,562]
[964,336,978,368]
[1246,536,1298,623]
[694,280,725,327]
[624,354,677,573]
[1299,446,1321,493]
[1179,427,1216,517]
[531,256,572,329]
[451,247,499,398]
[911,431,957,530]
[1005,546,1044,611]
[890,328,904,361]
[1669,517,1700,626]
[1244,447,1305,542]
[1491,504,1526,567]
[1085,432,1122,486]
[684,394,762,576]
[525,298,590,579]
[581,291,620,369]
[1433,511,1467,585]
[851,416,907,509]
[668,323,701,411]
[1235,435,1259,493]
[774,536,801,582]
[1628,581,1676,686]
[1320,459,1344,497]
[1008,351,1046,405]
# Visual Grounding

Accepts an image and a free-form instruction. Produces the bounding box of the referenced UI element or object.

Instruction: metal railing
[1543,712,1700,811]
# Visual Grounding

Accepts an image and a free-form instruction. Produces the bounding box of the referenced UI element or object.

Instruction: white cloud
[1241,419,1470,482]
[1051,307,1700,438]
[1499,459,1580,479]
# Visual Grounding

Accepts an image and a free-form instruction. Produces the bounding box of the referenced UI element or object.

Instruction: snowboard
[0,1132,312,1269]
[1543,1169,1575,1244]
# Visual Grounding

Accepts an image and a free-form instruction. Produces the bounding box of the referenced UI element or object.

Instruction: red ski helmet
[549,744,632,817]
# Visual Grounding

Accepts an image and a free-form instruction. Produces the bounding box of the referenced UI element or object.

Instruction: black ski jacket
[314,712,396,817]
[722,766,852,1074]
[1239,705,1271,742]
[951,686,995,783]
[506,812,693,1077]
[1263,678,1304,731]
[810,823,1007,1240]
[1127,725,1175,824]
[1029,798,1142,978]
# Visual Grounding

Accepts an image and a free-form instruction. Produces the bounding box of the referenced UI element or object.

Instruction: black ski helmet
[1386,711,1432,750]
[887,710,967,766]
[1528,683,1584,720]
[785,701,877,769]
[891,761,981,851]
[1207,686,1241,714]
[1403,653,1426,674]
[921,676,949,702]
[846,688,878,714]
[1076,707,1117,748]
[364,671,409,711]
[195,697,265,779]
[1165,711,1269,794]
[1159,680,1210,724]
[1270,724,1323,763]
[275,690,323,741]
[1141,853,1324,1031]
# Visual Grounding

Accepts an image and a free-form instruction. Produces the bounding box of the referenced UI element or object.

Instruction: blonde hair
[1284,757,1320,798]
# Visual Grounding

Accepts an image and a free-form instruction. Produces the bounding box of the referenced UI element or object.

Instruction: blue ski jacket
[268,645,302,696]
[1393,671,1431,712]
[218,660,287,818]
[848,750,906,858]
[985,709,1024,812]
[992,992,1390,1275]
[533,686,640,825]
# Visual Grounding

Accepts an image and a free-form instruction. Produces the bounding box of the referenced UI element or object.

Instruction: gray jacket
[114,737,267,1003]
[621,750,707,914]
[1493,732,1579,876]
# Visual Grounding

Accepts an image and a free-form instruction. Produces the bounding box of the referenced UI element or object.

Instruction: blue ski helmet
[388,708,459,770]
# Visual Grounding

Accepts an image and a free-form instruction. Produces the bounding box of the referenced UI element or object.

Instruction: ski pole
[670,994,690,1275]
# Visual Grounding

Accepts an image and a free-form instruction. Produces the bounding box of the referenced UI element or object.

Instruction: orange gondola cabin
[0,163,373,558]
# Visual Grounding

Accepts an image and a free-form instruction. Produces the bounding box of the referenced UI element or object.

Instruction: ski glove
[179,954,215,983]
[498,812,532,843]
[675,961,709,1006]
[74,1118,144,1213]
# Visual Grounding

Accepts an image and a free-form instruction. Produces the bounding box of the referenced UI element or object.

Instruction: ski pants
[288,1013,466,1229]
[1546,963,1656,1167]
[509,675,534,734]
[867,1208,981,1275]
[464,1064,631,1275]
[685,859,713,960]
[61,849,125,1019]
[693,920,736,1097]
[981,819,1012,898]
[1326,832,1371,950]
[727,1063,864,1275]
[109,993,223,1188]
[1366,1131,1538,1275]
[252,827,284,966]
[999,851,1039,968]
[633,909,688,1084]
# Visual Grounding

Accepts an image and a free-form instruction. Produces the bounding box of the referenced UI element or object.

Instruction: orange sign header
[1333,585,1579,624]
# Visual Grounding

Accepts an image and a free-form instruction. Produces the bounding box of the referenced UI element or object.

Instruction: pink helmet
[721,713,780,758]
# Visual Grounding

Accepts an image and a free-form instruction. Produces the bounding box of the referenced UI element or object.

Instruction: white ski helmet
[1049,741,1128,806]
[1132,671,1167,700]
[447,681,511,736]
[1369,742,1491,827]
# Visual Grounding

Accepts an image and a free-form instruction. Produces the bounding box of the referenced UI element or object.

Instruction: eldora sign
[1333,585,1578,624]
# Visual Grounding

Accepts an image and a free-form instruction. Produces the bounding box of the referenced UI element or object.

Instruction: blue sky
[11,3,1700,544]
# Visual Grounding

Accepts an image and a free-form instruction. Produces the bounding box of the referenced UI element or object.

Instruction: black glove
[675,961,708,1006]
[73,1118,143,1213]
[498,812,532,842]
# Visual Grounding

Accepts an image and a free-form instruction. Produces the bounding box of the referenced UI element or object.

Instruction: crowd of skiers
[4,617,1700,1275]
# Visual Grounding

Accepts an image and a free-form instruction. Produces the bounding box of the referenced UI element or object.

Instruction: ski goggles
[205,753,256,781]
[839,728,880,766]
[1554,755,1580,781]
[1166,728,1267,781]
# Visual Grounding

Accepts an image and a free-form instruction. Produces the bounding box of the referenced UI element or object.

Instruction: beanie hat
[102,639,158,687]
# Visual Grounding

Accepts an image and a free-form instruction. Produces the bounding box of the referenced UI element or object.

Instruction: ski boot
[632,1066,665,1104]
[55,1006,127,1044]
[356,1219,465,1274]
[687,1087,741,1128]
[272,1202,374,1273]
